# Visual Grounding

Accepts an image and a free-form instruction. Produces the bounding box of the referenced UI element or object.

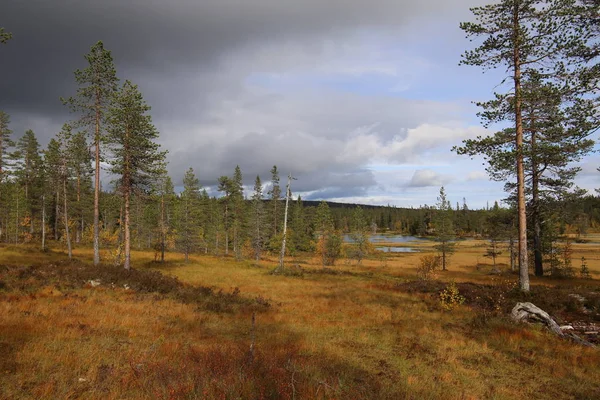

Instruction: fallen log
[511,302,595,348]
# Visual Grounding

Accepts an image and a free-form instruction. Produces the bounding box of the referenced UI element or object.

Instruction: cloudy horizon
[1,0,598,209]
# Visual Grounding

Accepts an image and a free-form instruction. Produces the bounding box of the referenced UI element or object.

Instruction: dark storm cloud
[1,0,480,117]
[1,0,485,199]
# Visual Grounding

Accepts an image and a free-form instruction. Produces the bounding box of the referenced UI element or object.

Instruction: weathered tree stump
[511,302,595,347]
[511,302,564,336]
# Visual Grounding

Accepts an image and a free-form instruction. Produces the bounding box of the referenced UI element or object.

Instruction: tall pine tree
[63,41,119,266]
[107,80,166,270]
[459,0,585,290]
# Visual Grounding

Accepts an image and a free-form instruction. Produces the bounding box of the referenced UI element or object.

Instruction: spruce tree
[433,187,456,271]
[63,41,119,265]
[314,201,341,267]
[231,165,245,260]
[13,130,43,238]
[0,111,13,185]
[348,206,371,264]
[0,111,14,235]
[250,175,267,261]
[107,80,166,270]
[43,138,62,241]
[289,196,311,253]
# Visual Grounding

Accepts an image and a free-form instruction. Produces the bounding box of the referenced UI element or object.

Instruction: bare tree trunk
[15,191,19,244]
[93,101,101,266]
[513,4,529,291]
[124,186,131,270]
[76,175,81,243]
[54,190,60,241]
[41,195,46,251]
[276,174,293,273]
[63,173,72,260]
[160,193,165,263]
[224,205,229,256]
[442,247,447,271]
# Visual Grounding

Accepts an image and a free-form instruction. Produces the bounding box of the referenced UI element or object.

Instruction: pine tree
[107,80,166,270]
[458,0,586,290]
[63,41,119,266]
[455,73,595,276]
[179,167,202,262]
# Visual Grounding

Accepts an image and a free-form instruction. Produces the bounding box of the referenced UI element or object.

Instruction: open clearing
[1,237,599,399]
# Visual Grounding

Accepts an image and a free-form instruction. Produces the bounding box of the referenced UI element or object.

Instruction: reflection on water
[376,246,418,253]
[344,234,427,244]
[344,234,426,253]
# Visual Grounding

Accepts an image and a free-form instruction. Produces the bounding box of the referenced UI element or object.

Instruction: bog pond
[344,234,430,253]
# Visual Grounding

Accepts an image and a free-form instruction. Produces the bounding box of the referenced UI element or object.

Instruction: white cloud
[408,169,452,187]
[466,171,488,181]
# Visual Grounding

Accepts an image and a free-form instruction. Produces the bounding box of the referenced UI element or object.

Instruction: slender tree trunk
[136,197,141,250]
[276,174,292,272]
[273,200,278,236]
[93,100,101,266]
[224,205,229,256]
[160,193,165,263]
[41,195,46,251]
[513,4,529,291]
[442,246,447,271]
[255,212,261,261]
[233,224,238,260]
[15,191,18,244]
[63,172,72,260]
[184,197,189,262]
[124,186,131,270]
[76,175,81,243]
[54,189,60,240]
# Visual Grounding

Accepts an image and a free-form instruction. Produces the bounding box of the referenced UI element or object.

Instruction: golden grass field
[1,236,599,399]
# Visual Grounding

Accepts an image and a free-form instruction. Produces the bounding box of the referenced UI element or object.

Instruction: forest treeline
[0,120,598,268]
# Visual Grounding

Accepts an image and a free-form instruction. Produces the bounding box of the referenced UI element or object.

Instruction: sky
[1,0,598,209]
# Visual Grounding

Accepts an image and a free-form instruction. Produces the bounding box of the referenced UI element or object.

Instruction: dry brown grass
[1,237,599,399]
